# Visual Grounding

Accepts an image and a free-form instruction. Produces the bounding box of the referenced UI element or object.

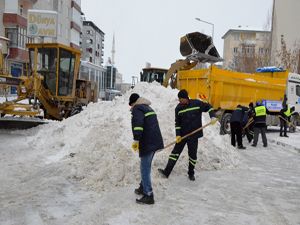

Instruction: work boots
[136,194,154,205]
[158,168,169,178]
[188,174,195,181]
[134,184,143,195]
[237,145,246,150]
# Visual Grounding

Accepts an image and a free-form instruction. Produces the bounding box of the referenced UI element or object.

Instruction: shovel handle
[278,115,298,130]
[163,118,217,150]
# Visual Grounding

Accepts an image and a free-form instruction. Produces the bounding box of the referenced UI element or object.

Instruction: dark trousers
[245,126,254,143]
[164,138,198,176]
[253,126,267,146]
[230,122,243,147]
[280,117,288,136]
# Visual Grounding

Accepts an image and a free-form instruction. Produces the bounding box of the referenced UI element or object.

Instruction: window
[19,5,23,15]
[259,48,264,54]
[296,85,300,97]
[58,48,75,96]
[5,28,18,47]
[89,57,92,62]
[32,48,58,95]
[233,47,238,53]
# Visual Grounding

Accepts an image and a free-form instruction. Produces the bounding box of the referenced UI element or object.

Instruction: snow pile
[29,82,239,192]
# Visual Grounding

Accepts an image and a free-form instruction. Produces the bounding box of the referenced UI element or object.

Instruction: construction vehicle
[140,67,168,85]
[0,43,98,129]
[163,32,300,134]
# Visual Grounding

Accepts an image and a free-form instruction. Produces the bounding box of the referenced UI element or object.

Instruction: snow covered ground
[0,82,299,225]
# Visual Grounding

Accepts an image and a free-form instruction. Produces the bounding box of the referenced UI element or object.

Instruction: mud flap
[0,117,47,129]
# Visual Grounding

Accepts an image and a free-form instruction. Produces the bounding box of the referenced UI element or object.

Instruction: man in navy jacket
[158,89,216,181]
[130,93,164,205]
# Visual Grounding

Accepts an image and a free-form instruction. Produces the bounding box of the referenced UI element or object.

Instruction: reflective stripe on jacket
[175,99,215,139]
[131,99,164,157]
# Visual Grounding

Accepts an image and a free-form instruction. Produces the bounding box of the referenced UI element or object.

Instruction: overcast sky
[81,0,273,83]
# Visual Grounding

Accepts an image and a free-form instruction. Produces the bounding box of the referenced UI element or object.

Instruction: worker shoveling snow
[27,82,239,192]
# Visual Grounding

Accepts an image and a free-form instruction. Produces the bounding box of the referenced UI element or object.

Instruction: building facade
[0,0,36,93]
[222,27,271,72]
[33,0,82,48]
[81,21,105,66]
[271,0,300,73]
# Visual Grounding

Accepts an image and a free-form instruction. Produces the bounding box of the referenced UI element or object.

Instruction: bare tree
[229,44,271,73]
[276,35,300,73]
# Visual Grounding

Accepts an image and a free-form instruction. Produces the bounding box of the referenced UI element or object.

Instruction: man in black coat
[230,105,248,149]
[130,93,164,205]
[158,89,216,181]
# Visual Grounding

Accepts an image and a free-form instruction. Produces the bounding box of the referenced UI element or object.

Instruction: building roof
[83,21,105,35]
[222,26,271,39]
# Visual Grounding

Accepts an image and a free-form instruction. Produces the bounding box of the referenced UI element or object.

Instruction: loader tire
[220,113,232,135]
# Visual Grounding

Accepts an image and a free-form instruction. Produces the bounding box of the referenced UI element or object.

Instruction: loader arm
[163,59,198,88]
[163,32,223,89]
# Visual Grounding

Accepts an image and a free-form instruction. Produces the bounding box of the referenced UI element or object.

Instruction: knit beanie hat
[129,93,140,106]
[178,89,189,99]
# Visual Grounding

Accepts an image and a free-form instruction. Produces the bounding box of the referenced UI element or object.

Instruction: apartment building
[222,27,271,72]
[271,0,300,73]
[33,0,82,48]
[0,0,36,93]
[81,21,105,66]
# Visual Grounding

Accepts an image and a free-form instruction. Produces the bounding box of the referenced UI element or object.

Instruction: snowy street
[0,83,300,225]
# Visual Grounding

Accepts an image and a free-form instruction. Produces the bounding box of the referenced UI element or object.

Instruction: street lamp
[195,17,214,41]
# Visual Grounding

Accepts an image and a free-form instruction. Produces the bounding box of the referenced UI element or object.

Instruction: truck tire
[220,113,232,135]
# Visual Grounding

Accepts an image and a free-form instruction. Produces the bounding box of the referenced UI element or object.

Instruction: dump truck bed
[178,66,288,110]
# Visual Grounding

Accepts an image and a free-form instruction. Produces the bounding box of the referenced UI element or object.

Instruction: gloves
[210,117,218,125]
[176,136,182,144]
[132,141,139,152]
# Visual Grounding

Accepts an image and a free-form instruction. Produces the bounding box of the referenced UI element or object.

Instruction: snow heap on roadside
[29,82,240,192]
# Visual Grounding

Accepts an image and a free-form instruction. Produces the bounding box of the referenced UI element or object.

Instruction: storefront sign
[27,10,58,38]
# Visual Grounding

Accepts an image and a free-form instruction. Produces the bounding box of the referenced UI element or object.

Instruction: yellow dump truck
[177,66,292,133]
[163,32,300,134]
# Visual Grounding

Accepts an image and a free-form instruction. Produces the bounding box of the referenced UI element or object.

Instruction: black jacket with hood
[175,99,215,139]
[131,97,164,157]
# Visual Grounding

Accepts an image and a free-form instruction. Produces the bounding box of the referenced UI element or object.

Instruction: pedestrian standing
[129,93,164,205]
[158,89,216,181]
[251,101,269,147]
[230,105,248,149]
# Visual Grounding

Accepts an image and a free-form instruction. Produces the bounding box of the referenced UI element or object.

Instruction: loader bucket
[180,32,222,63]
[0,117,47,129]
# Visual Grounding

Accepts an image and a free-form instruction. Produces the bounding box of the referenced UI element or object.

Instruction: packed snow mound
[29,82,240,192]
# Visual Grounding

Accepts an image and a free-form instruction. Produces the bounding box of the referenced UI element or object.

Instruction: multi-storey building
[271,0,300,73]
[81,20,104,66]
[222,27,271,72]
[0,0,36,93]
[33,0,82,48]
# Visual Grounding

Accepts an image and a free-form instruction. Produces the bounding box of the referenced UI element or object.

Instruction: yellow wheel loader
[139,32,222,88]
[0,43,98,129]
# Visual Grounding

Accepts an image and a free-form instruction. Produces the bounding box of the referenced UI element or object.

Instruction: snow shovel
[162,118,218,150]
[278,115,299,131]
[242,117,254,131]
